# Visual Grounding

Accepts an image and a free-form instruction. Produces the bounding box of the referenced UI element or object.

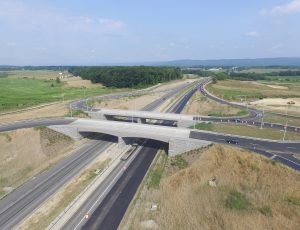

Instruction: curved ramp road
[0,118,76,132]
[196,79,300,132]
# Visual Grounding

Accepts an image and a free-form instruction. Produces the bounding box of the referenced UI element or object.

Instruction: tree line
[69,66,182,88]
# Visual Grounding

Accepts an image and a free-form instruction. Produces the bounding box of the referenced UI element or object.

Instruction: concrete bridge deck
[49,119,211,156]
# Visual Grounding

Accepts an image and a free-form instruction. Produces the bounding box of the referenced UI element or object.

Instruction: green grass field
[0,77,119,111]
[0,70,69,79]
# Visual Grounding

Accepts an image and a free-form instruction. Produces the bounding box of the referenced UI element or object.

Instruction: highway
[0,81,199,230]
[63,83,196,229]
[0,135,113,230]
[0,78,299,230]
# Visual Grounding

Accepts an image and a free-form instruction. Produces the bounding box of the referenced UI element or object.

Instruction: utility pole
[282,126,287,141]
[283,104,289,141]
[70,104,73,117]
[260,108,264,129]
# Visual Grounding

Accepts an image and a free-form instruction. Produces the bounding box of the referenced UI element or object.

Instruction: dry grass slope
[0,128,74,198]
[154,145,300,230]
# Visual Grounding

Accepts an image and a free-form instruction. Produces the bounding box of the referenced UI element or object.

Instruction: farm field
[0,72,120,112]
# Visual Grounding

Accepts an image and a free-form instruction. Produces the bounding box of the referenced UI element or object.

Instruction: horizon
[1,0,300,65]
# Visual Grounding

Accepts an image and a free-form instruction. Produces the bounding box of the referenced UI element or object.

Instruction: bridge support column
[177,120,194,128]
[118,137,126,148]
[88,112,108,120]
[168,138,211,157]
[48,125,83,140]
[137,118,147,124]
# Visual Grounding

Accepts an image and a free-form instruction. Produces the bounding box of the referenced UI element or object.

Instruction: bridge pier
[137,118,147,124]
[177,120,194,128]
[118,137,126,148]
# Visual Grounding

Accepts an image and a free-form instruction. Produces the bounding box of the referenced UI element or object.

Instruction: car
[226,139,239,144]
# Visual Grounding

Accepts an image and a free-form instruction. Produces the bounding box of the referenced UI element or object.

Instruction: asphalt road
[0,135,114,230]
[0,118,76,132]
[64,140,162,230]
[0,80,198,230]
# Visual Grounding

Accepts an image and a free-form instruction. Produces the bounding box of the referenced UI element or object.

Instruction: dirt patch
[95,92,165,110]
[0,128,75,197]
[152,78,198,93]
[64,77,103,88]
[250,81,289,90]
[251,98,300,115]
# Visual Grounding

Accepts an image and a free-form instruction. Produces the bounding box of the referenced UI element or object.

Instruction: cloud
[262,0,300,15]
[0,1,127,35]
[271,44,284,50]
[245,31,259,37]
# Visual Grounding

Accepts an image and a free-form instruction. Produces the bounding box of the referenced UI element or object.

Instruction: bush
[225,191,252,211]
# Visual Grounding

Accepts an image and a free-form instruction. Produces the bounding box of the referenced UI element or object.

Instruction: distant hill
[155,57,300,67]
[1,57,300,68]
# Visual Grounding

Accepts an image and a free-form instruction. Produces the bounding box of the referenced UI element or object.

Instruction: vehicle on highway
[121,144,138,161]
[226,139,239,144]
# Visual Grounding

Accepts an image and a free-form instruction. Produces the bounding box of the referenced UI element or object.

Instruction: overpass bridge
[49,119,211,156]
[88,108,195,127]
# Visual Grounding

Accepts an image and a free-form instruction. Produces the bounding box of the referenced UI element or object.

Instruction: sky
[0,0,300,65]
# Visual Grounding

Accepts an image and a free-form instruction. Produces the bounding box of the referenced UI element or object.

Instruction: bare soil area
[251,98,300,115]
[64,77,103,88]
[151,78,198,93]
[96,92,165,110]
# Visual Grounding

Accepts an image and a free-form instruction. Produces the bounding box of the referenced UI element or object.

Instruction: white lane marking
[270,155,277,160]
[287,147,296,150]
[217,138,225,141]
[250,143,258,146]
[276,155,300,167]
[73,145,142,230]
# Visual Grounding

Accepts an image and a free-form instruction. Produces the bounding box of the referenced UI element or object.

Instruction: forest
[69,66,182,88]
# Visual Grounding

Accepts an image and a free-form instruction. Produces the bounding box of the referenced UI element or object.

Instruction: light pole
[260,108,264,129]
[69,104,73,117]
[282,103,291,141]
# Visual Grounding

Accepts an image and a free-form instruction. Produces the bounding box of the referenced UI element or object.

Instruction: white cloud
[271,44,284,50]
[245,31,259,37]
[262,0,300,15]
[0,1,127,35]
[6,42,17,47]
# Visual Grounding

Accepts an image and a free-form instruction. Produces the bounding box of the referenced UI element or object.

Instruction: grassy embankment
[183,90,248,117]
[121,145,300,230]
[0,127,75,198]
[193,122,300,141]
